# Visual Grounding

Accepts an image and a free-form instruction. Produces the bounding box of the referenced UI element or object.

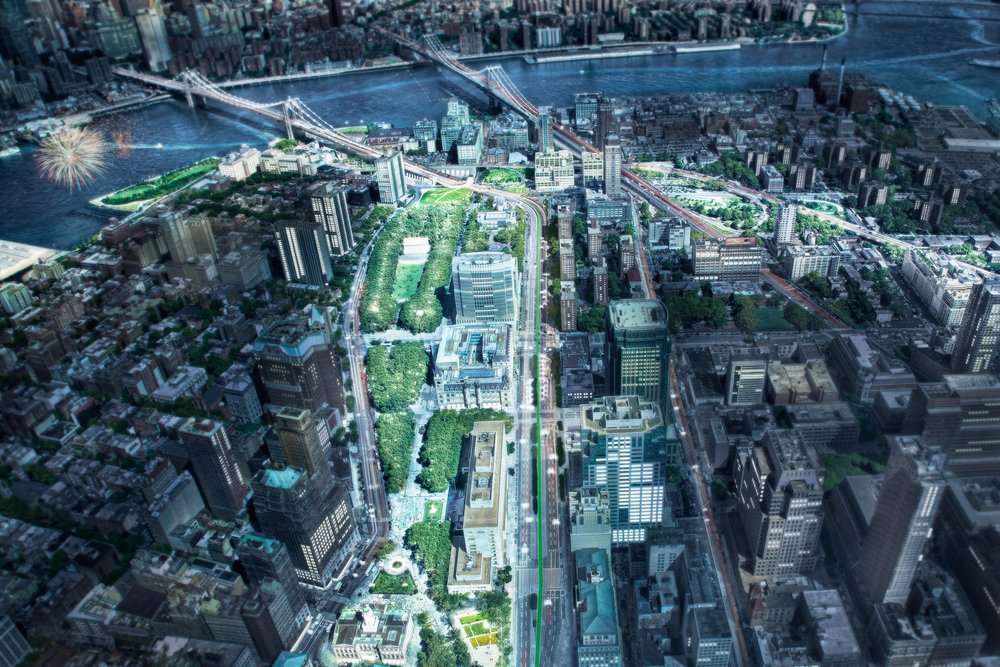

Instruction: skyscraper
[902,374,1000,475]
[605,299,671,409]
[275,218,333,286]
[252,467,360,588]
[736,430,825,577]
[580,395,678,544]
[374,151,406,205]
[452,251,519,324]
[162,214,217,263]
[857,436,945,605]
[773,203,796,246]
[603,134,622,197]
[240,583,302,664]
[951,279,1000,373]
[273,407,333,486]
[252,307,344,413]
[596,97,615,149]
[536,112,552,154]
[328,0,344,26]
[133,5,171,72]
[236,533,308,616]
[178,418,250,522]
[309,182,355,256]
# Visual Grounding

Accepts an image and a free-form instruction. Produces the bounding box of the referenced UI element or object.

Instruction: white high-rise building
[309,182,355,256]
[603,133,622,197]
[374,151,406,205]
[773,203,796,246]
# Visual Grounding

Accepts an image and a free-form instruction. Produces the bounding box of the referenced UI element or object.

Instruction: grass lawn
[820,452,887,491]
[459,613,487,625]
[464,622,490,637]
[423,499,444,522]
[483,168,523,184]
[800,200,844,218]
[102,158,219,205]
[370,571,417,595]
[418,187,471,206]
[470,633,498,647]
[393,261,425,301]
[755,307,795,331]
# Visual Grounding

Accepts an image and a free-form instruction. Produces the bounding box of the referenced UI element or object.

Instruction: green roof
[239,533,279,551]
[264,468,302,489]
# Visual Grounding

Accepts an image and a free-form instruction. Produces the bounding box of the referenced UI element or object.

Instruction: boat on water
[970,58,1000,69]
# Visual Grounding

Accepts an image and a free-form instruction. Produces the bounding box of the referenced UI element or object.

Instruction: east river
[2,1,997,249]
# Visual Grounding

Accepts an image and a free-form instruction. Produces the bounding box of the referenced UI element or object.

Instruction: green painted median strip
[533,202,544,667]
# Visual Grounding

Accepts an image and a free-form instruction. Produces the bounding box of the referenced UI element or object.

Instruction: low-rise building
[447,421,507,594]
[328,604,413,665]
[535,150,575,191]
[218,146,261,181]
[782,244,840,281]
[573,548,622,667]
[900,249,979,327]
[433,323,514,411]
[692,237,763,281]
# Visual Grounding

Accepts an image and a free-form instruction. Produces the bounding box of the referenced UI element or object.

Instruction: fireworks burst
[112,130,133,159]
[36,127,108,190]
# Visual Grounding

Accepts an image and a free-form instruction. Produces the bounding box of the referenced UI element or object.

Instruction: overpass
[112,66,465,188]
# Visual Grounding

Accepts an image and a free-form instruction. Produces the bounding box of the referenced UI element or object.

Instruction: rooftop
[263,467,303,489]
[608,299,669,331]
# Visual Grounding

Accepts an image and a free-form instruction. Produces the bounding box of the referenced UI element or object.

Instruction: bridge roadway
[112,66,467,189]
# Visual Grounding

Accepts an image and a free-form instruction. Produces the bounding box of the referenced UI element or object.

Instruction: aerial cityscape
[0,0,998,666]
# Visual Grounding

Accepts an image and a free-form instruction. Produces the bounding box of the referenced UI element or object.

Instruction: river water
[2,1,997,249]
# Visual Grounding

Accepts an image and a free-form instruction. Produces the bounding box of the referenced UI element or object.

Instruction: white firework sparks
[36,127,108,190]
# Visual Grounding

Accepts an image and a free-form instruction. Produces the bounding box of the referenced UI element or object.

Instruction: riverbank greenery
[418,409,514,492]
[375,411,415,494]
[366,341,428,411]
[361,202,466,333]
[102,158,219,205]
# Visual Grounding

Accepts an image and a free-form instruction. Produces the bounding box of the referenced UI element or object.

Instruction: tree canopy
[366,342,428,412]
[418,409,514,492]
[375,411,415,494]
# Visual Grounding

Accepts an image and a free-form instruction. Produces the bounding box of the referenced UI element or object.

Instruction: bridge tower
[483,67,504,114]
[281,99,295,140]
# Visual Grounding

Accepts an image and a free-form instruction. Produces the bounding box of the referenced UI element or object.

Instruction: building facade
[252,467,359,588]
[434,323,514,411]
[374,151,406,204]
[736,430,825,577]
[178,418,250,522]
[605,299,670,409]
[857,436,945,604]
[309,182,355,257]
[951,279,1000,373]
[580,396,678,544]
[452,251,518,324]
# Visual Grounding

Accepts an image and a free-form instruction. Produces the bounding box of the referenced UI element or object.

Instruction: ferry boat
[970,58,1000,69]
